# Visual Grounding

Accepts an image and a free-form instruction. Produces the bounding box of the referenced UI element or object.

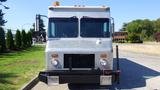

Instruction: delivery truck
[39,3,120,86]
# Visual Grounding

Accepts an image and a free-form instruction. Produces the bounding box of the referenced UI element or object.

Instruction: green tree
[0,0,8,52]
[28,31,32,46]
[121,19,156,41]
[36,16,46,42]
[30,23,35,33]
[26,32,29,47]
[0,10,6,26]
[120,23,128,31]
[141,19,154,40]
[15,30,21,49]
[0,0,7,2]
[6,30,14,50]
[39,17,45,32]
[26,32,31,47]
[0,45,1,53]
[0,0,8,26]
[128,33,142,43]
[126,20,143,34]
[21,30,27,48]
[0,27,6,52]
[25,31,32,47]
[153,18,160,32]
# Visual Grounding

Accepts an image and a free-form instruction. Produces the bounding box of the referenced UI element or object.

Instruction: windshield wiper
[82,16,96,18]
[70,16,77,18]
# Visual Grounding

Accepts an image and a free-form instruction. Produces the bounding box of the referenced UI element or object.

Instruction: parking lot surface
[33,49,160,90]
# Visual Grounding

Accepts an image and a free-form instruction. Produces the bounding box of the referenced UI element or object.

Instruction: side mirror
[111,17,115,37]
[112,23,115,34]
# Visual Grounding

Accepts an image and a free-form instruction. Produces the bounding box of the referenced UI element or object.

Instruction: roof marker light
[53,1,60,6]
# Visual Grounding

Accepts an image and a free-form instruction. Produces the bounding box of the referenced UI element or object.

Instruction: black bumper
[38,70,120,84]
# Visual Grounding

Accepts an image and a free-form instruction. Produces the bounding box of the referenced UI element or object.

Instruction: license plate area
[64,54,95,68]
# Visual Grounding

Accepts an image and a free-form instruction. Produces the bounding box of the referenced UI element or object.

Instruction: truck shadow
[68,58,160,90]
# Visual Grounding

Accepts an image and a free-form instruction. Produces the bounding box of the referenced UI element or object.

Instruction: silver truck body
[46,6,112,70]
[39,6,120,86]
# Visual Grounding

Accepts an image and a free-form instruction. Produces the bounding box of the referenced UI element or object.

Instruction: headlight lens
[52,59,58,66]
[100,59,107,66]
[100,53,108,66]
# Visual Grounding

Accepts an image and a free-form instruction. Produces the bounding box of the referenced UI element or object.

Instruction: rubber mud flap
[38,72,48,84]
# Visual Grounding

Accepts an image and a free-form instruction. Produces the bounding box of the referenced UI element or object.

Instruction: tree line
[121,18,160,42]
[0,27,32,53]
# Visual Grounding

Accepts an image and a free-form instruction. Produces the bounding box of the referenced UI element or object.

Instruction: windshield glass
[48,18,78,38]
[80,18,110,37]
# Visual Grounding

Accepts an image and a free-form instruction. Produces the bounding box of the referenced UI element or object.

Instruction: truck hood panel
[46,39,112,52]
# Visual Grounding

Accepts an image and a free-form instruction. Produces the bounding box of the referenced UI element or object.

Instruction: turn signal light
[100,53,108,59]
[53,1,60,6]
[51,53,58,58]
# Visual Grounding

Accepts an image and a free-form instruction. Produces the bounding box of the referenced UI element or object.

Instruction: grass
[0,46,45,90]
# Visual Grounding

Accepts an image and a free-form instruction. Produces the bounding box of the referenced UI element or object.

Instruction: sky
[1,0,160,31]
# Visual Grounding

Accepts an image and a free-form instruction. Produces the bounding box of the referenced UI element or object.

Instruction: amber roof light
[53,1,60,6]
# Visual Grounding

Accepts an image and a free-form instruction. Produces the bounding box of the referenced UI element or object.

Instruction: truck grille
[64,54,95,68]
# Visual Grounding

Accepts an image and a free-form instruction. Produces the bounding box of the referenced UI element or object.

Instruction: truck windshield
[80,18,110,38]
[48,18,78,38]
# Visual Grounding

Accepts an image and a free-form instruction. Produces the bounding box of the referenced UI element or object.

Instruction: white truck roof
[48,6,110,18]
[49,6,110,10]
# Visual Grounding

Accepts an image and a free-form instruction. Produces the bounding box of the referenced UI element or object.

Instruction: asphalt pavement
[32,49,160,90]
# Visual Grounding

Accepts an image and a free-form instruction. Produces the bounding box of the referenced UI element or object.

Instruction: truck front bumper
[38,70,120,85]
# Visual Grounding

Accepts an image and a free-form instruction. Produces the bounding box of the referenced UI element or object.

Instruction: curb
[20,76,39,90]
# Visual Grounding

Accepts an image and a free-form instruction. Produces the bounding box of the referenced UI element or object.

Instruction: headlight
[100,59,107,66]
[51,53,59,66]
[52,59,58,66]
[100,53,108,66]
